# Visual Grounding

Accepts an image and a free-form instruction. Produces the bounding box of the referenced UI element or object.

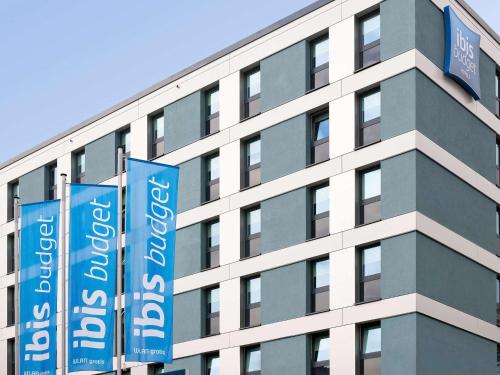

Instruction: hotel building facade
[0,0,499,374]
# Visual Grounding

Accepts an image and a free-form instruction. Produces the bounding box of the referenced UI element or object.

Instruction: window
[121,188,126,233]
[311,111,329,164]
[244,276,261,327]
[7,338,15,375]
[358,89,381,147]
[358,11,380,69]
[497,277,500,326]
[74,150,86,183]
[205,87,220,136]
[311,332,330,375]
[312,258,330,313]
[205,352,220,375]
[244,206,261,257]
[243,137,261,188]
[244,345,261,375]
[7,233,14,274]
[497,206,500,256]
[206,287,220,336]
[205,154,220,202]
[47,163,57,200]
[359,244,381,302]
[205,220,220,269]
[497,138,500,186]
[113,308,125,356]
[496,69,499,117]
[311,185,330,239]
[7,285,14,326]
[310,35,329,90]
[118,127,131,171]
[360,323,381,375]
[150,112,165,159]
[359,166,381,225]
[244,67,261,118]
[497,344,500,375]
[7,181,19,221]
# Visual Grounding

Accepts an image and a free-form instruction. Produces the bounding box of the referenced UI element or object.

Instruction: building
[0,0,499,373]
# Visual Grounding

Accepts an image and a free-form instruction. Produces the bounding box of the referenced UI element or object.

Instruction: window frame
[311,184,330,239]
[495,68,499,118]
[358,165,381,225]
[7,285,14,327]
[243,206,261,258]
[497,206,500,257]
[496,277,500,326]
[150,112,165,159]
[243,345,261,375]
[310,34,330,90]
[496,138,500,186]
[7,233,14,274]
[359,323,382,375]
[205,153,220,203]
[244,276,261,328]
[47,162,57,200]
[204,352,220,375]
[311,258,330,313]
[311,110,330,165]
[74,150,86,183]
[311,331,330,373]
[358,243,381,303]
[205,86,220,136]
[357,88,381,148]
[118,127,131,171]
[205,219,220,269]
[358,10,381,70]
[243,136,261,189]
[243,66,261,119]
[205,286,220,336]
[7,180,19,221]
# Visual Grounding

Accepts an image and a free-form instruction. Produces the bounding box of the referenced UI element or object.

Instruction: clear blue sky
[0,0,498,164]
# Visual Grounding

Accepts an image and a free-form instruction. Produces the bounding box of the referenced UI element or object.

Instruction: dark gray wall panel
[262,335,308,375]
[175,223,202,279]
[416,314,496,375]
[261,114,308,183]
[173,289,202,343]
[261,262,308,324]
[165,91,202,153]
[479,52,497,114]
[382,314,417,375]
[380,0,416,61]
[416,151,496,253]
[261,188,309,253]
[154,355,202,375]
[19,166,47,204]
[84,132,117,184]
[261,41,307,112]
[177,157,202,213]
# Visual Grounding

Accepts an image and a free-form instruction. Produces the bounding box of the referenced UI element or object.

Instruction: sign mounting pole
[13,196,20,375]
[60,173,68,375]
[116,147,124,375]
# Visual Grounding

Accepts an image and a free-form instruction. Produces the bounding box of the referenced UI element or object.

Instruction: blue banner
[125,158,179,363]
[20,200,60,375]
[68,184,118,372]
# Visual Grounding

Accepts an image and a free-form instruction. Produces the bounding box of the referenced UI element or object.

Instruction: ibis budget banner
[20,200,60,375]
[125,158,179,363]
[68,184,118,372]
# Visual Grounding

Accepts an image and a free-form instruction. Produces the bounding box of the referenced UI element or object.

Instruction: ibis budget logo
[444,6,481,100]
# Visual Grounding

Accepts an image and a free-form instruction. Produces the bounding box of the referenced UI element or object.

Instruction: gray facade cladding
[1,0,499,374]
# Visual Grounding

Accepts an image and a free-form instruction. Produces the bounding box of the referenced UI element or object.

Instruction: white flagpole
[13,196,20,375]
[116,147,124,375]
[60,173,68,375]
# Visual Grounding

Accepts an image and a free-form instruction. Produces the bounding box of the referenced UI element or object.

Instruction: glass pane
[248,277,261,304]
[313,141,329,164]
[247,208,261,235]
[247,96,261,117]
[496,141,499,168]
[246,347,261,371]
[314,290,329,312]
[362,325,381,354]
[362,278,380,301]
[209,248,220,268]
[361,122,380,146]
[207,89,220,115]
[208,288,220,313]
[312,38,329,68]
[314,259,329,288]
[362,14,380,46]
[247,139,261,166]
[362,168,381,200]
[361,44,380,68]
[121,129,131,153]
[208,155,220,181]
[313,216,329,238]
[314,113,329,141]
[362,91,381,123]
[363,357,381,375]
[207,356,220,375]
[362,245,381,277]
[313,335,330,362]
[153,115,165,139]
[208,221,220,247]
[362,200,381,224]
[247,167,261,187]
[247,236,261,257]
[247,69,261,98]
[206,116,220,135]
[314,186,329,215]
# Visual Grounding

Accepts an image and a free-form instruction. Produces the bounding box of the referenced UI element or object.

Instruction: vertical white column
[330,325,356,375]
[13,196,19,375]
[116,147,124,375]
[60,173,67,375]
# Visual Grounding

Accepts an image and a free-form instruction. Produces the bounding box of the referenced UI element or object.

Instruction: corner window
[205,352,220,375]
[312,258,330,313]
[205,154,220,202]
[360,323,381,375]
[359,244,381,302]
[311,184,330,239]
[7,233,14,274]
[244,206,261,257]
[311,332,330,375]
[74,150,86,183]
[359,166,381,225]
[244,67,261,118]
[206,286,220,336]
[243,137,261,188]
[7,338,15,375]
[205,86,220,136]
[358,11,380,69]
[244,345,261,375]
[311,111,329,164]
[7,180,19,221]
[358,89,381,147]
[310,35,329,90]
[150,113,165,159]
[7,285,14,326]
[244,276,261,327]
[205,220,220,269]
[47,163,57,200]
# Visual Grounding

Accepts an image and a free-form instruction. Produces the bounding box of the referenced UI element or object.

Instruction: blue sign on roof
[443,5,481,100]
